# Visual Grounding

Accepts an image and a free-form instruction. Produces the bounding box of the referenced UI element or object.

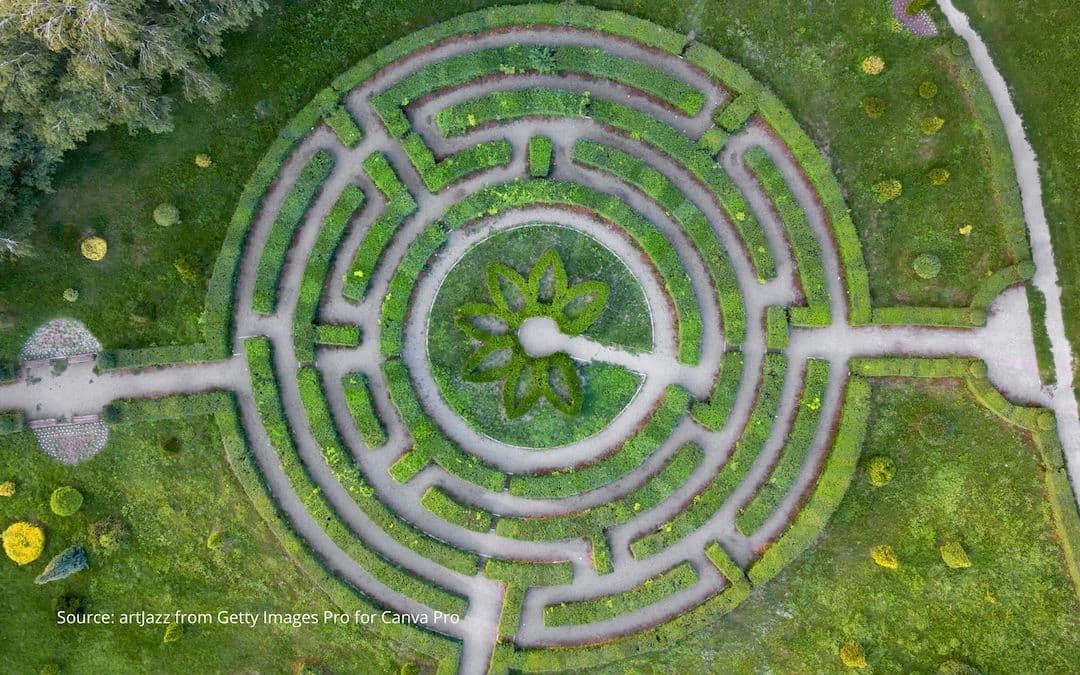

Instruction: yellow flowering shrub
[195,153,213,168]
[920,115,945,135]
[840,639,867,668]
[861,96,885,119]
[3,521,45,565]
[940,541,972,569]
[80,236,108,261]
[860,56,885,75]
[0,480,14,497]
[928,167,951,185]
[866,456,897,487]
[871,544,899,569]
[872,179,903,204]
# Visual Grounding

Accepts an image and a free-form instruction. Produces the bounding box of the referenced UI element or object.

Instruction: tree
[0,0,266,238]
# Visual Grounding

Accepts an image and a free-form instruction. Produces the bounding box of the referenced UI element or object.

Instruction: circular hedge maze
[132,5,1050,673]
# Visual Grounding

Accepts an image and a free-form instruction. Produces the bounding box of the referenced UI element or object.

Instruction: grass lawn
[602,379,1080,672]
[0,418,429,673]
[950,0,1080,389]
[0,0,1025,358]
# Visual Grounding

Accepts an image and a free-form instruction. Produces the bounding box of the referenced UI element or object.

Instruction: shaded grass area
[599,380,1080,672]
[950,0,1080,389]
[0,419,426,672]
[0,0,1022,358]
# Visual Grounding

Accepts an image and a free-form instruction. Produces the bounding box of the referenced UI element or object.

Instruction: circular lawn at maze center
[427,224,651,448]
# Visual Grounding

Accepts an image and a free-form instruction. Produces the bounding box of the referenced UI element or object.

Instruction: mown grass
[0,419,428,673]
[0,0,1024,358]
[951,0,1080,389]
[601,380,1080,672]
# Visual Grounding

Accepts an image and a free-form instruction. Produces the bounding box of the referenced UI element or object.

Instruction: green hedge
[343,154,418,300]
[736,359,829,534]
[211,397,460,667]
[545,562,698,626]
[313,324,361,347]
[745,147,831,326]
[632,354,787,558]
[509,386,691,498]
[691,351,745,431]
[421,486,492,532]
[1033,431,1080,597]
[323,105,363,147]
[848,357,978,379]
[965,373,1055,433]
[573,139,747,346]
[252,150,335,315]
[440,178,703,364]
[0,411,25,435]
[401,132,512,192]
[245,338,470,614]
[528,136,554,178]
[748,376,871,585]
[496,442,703,542]
[103,391,231,424]
[697,127,729,156]
[296,366,480,575]
[381,222,448,358]
[765,306,788,350]
[1026,282,1057,385]
[96,343,211,371]
[714,86,759,131]
[294,184,365,363]
[437,89,584,137]
[383,358,507,491]
[871,262,1034,327]
[342,372,387,449]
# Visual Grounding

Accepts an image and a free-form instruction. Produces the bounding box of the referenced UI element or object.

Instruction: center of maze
[208,6,950,673]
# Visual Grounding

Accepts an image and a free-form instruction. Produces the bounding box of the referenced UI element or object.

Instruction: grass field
[0,0,1026,358]
[602,380,1080,672]
[0,417,429,672]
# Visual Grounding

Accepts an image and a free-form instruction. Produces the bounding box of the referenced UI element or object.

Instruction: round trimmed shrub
[872,179,903,204]
[0,480,14,497]
[920,115,945,135]
[918,80,939,99]
[3,521,45,564]
[940,541,972,569]
[63,288,79,302]
[194,153,213,168]
[912,253,942,280]
[50,486,84,516]
[928,167,951,185]
[80,236,107,261]
[839,639,867,668]
[860,56,885,75]
[861,96,885,119]
[153,203,180,227]
[938,660,980,675]
[871,544,899,569]
[174,256,202,283]
[918,412,953,444]
[866,456,897,487]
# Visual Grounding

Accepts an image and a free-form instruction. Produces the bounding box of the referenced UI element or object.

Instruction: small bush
[918,80,939,99]
[860,56,885,75]
[89,517,127,554]
[912,253,942,280]
[918,412,953,444]
[35,546,88,584]
[50,486,84,516]
[80,236,107,261]
[174,255,202,282]
[207,528,226,549]
[52,593,83,615]
[3,521,45,564]
[0,480,14,497]
[153,203,180,227]
[194,153,213,168]
[871,179,902,204]
[840,639,867,668]
[861,96,885,118]
[871,544,899,569]
[940,541,972,569]
[920,115,945,135]
[163,621,183,643]
[928,167,951,185]
[866,456,897,487]
[161,437,182,454]
[63,288,79,302]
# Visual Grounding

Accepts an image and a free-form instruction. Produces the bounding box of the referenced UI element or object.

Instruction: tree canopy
[0,0,265,254]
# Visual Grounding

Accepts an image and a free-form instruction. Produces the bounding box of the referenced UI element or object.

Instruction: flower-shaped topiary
[455,250,608,419]
[3,521,45,565]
